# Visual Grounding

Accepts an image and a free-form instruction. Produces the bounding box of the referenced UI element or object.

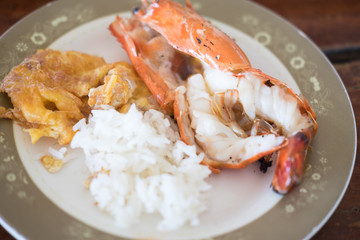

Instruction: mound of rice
[71,104,211,231]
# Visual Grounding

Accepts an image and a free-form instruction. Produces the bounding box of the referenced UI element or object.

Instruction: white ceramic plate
[0,1,356,239]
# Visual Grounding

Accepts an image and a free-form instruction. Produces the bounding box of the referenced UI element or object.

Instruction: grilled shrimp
[110,0,317,194]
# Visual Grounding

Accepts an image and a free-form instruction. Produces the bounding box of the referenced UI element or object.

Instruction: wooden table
[0,0,359,239]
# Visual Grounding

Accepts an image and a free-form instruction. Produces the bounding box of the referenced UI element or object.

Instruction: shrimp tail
[272,127,314,194]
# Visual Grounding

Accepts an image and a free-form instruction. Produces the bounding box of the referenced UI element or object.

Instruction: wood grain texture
[254,0,360,50]
[0,0,359,239]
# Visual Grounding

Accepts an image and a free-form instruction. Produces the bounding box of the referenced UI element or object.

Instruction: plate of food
[0,0,356,239]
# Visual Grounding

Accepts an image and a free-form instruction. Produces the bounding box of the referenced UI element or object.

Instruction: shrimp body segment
[175,66,317,193]
[174,64,317,194]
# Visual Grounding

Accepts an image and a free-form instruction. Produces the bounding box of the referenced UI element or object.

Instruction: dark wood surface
[0,0,359,239]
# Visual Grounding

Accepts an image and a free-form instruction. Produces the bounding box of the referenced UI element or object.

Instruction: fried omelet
[0,49,157,145]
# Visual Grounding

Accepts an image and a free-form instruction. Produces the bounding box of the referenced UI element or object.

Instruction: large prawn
[109,0,318,194]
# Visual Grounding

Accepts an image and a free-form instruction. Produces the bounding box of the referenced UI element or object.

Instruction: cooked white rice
[48,146,67,160]
[71,104,211,231]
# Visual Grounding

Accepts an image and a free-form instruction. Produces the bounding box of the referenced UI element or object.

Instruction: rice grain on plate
[71,104,211,231]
